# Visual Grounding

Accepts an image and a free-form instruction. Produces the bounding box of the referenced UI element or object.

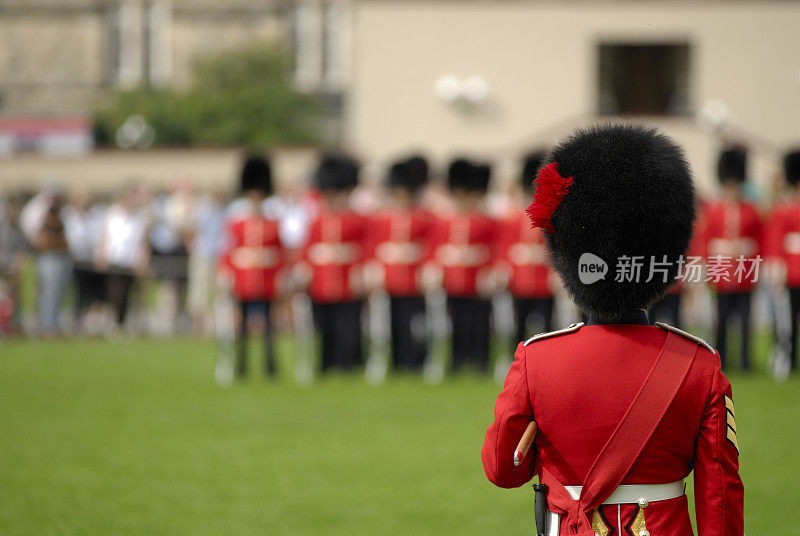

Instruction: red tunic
[366,208,432,297]
[428,211,496,297]
[219,211,284,302]
[699,200,763,292]
[482,325,743,536]
[497,212,552,298]
[303,209,367,303]
[765,200,800,288]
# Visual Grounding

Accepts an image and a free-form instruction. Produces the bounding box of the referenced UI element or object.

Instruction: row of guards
[213,145,800,386]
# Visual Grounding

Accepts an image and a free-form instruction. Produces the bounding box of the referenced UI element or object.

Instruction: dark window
[598,43,690,116]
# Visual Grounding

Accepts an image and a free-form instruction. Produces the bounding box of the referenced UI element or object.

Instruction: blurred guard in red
[765,149,800,372]
[367,156,431,371]
[482,125,744,536]
[218,156,284,377]
[429,159,496,373]
[700,147,763,371]
[497,151,555,343]
[301,155,367,372]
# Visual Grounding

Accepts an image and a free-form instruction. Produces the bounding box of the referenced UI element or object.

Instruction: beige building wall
[0,0,288,113]
[347,0,800,195]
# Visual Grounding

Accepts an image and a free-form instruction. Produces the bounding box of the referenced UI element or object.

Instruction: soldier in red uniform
[765,149,800,372]
[218,156,284,378]
[366,156,431,371]
[482,125,744,536]
[428,159,496,373]
[301,154,367,372]
[700,147,763,371]
[497,151,556,344]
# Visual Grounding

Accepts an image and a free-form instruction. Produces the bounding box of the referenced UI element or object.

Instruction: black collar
[586,310,650,326]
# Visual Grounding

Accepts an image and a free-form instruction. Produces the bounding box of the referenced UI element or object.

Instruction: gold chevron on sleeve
[724,396,739,452]
[724,395,735,417]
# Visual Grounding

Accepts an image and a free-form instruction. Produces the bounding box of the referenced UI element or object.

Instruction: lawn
[0,336,798,535]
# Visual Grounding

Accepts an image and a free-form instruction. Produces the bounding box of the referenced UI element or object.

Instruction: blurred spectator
[187,188,226,334]
[0,194,28,336]
[149,182,194,334]
[30,192,70,335]
[95,184,150,333]
[63,187,107,332]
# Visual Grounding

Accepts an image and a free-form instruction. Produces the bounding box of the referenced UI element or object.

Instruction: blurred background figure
[149,180,195,335]
[429,159,496,374]
[367,155,432,372]
[21,183,70,336]
[62,187,107,334]
[496,151,556,345]
[188,187,226,335]
[95,183,150,336]
[0,193,28,337]
[218,156,284,378]
[700,147,763,371]
[300,154,366,373]
[765,149,800,374]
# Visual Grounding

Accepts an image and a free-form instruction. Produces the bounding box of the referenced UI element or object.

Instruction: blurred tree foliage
[94,45,322,147]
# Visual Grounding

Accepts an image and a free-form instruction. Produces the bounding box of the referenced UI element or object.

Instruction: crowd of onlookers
[0,180,243,338]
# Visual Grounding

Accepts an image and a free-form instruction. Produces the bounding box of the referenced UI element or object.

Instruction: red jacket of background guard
[699,200,763,292]
[303,208,367,303]
[481,325,744,536]
[427,211,496,297]
[219,209,284,302]
[765,200,800,288]
[496,212,552,298]
[366,208,432,296]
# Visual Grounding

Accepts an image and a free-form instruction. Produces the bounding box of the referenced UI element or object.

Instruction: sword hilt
[533,483,548,536]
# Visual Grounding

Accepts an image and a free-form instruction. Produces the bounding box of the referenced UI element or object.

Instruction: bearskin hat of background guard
[717,146,747,183]
[784,149,800,187]
[531,124,695,321]
[240,155,272,194]
[470,162,491,194]
[387,155,429,192]
[520,151,546,191]
[313,154,360,192]
[447,158,474,192]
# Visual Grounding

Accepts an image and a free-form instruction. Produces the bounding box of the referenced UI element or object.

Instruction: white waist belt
[545,481,685,536]
[564,480,685,504]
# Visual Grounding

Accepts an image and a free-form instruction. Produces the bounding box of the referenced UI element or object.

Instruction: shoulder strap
[540,331,698,535]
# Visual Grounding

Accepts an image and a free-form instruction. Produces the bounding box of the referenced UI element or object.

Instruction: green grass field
[1,336,798,535]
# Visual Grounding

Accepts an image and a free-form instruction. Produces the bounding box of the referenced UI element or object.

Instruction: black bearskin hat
[447,158,490,193]
[313,154,360,192]
[387,161,412,189]
[784,149,800,187]
[471,162,491,193]
[717,147,747,183]
[535,124,695,321]
[520,151,547,191]
[240,155,272,194]
[447,158,473,192]
[404,155,429,191]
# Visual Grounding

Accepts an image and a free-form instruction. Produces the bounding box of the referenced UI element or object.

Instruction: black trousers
[715,291,752,371]
[106,271,135,326]
[788,288,800,371]
[390,296,427,371]
[236,300,276,377]
[447,296,491,373]
[74,266,105,316]
[649,293,682,328]
[313,300,364,372]
[513,297,554,344]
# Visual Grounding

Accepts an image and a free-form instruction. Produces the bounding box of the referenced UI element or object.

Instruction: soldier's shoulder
[523,322,585,346]
[654,322,716,355]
